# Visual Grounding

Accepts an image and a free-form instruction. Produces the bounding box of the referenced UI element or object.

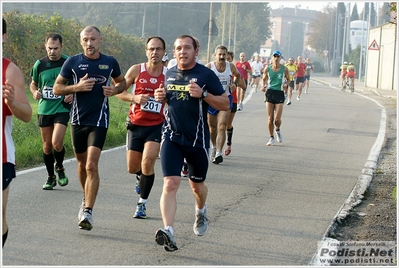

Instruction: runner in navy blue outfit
[54,26,126,231]
[154,35,229,251]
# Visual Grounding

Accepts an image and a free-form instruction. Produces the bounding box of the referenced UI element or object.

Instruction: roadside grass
[13,87,130,170]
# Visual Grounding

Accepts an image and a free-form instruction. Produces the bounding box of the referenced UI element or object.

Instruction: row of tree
[2,11,147,83]
[3,2,273,64]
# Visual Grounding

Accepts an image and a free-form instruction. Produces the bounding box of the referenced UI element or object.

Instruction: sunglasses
[273,55,280,57]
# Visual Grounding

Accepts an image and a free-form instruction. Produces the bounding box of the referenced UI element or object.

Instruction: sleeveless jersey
[210,61,232,96]
[285,63,298,81]
[2,58,15,164]
[30,54,70,115]
[59,53,122,128]
[267,65,286,91]
[128,63,167,126]
[163,63,225,148]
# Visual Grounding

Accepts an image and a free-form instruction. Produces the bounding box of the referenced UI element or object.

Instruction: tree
[360,2,377,27]
[307,5,336,57]
[212,2,271,59]
[350,3,359,21]
[379,2,393,24]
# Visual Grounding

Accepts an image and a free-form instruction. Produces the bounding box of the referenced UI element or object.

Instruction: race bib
[140,96,162,113]
[42,86,61,100]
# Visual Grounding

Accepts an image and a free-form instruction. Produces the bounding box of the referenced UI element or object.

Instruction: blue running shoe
[133,203,147,219]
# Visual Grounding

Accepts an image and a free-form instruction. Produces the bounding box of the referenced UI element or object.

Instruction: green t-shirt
[30,54,70,115]
[267,65,285,90]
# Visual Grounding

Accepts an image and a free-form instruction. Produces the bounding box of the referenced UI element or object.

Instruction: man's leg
[266,102,276,137]
[160,176,181,228]
[2,186,10,247]
[216,110,230,153]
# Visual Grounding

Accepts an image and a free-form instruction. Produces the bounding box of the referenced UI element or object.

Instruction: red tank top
[3,58,15,164]
[128,63,167,126]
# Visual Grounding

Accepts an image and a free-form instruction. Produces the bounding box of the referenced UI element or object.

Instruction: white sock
[216,150,222,157]
[165,225,174,235]
[139,198,147,204]
[196,204,206,214]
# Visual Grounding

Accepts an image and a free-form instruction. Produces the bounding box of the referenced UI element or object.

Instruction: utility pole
[206,3,213,63]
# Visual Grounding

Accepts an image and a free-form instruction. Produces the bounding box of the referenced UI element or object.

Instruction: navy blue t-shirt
[59,53,122,128]
[163,63,225,148]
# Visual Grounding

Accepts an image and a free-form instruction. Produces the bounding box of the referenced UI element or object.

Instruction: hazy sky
[268,1,369,13]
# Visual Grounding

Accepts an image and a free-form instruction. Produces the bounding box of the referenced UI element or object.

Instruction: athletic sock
[43,152,55,177]
[53,146,65,169]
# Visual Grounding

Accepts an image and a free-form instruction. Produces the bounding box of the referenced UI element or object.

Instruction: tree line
[2,2,272,77]
[2,11,147,83]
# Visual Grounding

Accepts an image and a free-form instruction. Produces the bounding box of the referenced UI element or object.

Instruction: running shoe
[193,207,209,236]
[297,96,300,101]
[135,175,140,194]
[78,198,85,220]
[155,228,178,252]
[305,90,308,94]
[181,161,189,177]
[210,147,216,161]
[133,202,147,219]
[266,137,275,146]
[55,165,68,187]
[78,209,93,231]
[212,154,223,164]
[237,103,243,111]
[275,130,283,143]
[224,145,231,156]
[286,100,291,105]
[42,176,56,190]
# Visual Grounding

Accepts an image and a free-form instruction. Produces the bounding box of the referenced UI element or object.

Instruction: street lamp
[287,22,291,58]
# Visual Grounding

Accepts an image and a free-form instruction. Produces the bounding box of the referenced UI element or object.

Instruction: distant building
[260,6,320,59]
[349,20,368,50]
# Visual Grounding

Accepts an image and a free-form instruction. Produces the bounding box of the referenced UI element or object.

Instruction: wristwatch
[202,90,208,99]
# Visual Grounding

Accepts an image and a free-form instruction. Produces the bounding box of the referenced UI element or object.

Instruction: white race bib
[42,86,61,100]
[140,96,162,114]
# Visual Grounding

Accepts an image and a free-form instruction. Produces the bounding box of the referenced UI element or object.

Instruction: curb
[309,78,388,266]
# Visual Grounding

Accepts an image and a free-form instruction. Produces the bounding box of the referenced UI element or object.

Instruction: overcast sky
[268,1,370,13]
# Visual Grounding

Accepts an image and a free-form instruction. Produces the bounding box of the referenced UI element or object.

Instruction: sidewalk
[311,73,397,100]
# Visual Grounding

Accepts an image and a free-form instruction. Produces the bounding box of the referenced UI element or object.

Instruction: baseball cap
[162,53,168,62]
[272,50,282,57]
[344,61,348,64]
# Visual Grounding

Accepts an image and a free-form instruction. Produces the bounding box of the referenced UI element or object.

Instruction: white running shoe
[193,206,209,236]
[79,210,93,231]
[297,96,300,101]
[275,130,283,143]
[266,137,275,146]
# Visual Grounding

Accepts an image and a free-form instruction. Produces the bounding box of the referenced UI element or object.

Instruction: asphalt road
[2,79,384,266]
